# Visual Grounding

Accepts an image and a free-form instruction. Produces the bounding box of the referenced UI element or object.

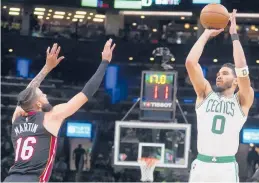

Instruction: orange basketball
[200,3,230,29]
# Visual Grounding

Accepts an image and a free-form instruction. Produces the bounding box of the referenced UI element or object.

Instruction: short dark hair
[17,87,37,112]
[221,63,236,77]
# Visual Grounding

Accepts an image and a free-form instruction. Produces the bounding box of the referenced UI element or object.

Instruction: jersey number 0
[211,115,226,135]
[15,137,37,161]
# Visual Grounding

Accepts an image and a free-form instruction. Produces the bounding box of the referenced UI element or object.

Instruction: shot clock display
[145,73,172,100]
[140,71,177,111]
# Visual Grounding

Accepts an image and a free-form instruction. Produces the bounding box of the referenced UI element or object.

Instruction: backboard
[114,121,191,168]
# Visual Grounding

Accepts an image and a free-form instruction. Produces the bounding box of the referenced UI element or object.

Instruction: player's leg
[216,162,239,182]
[189,159,205,182]
[200,161,239,182]
[75,159,79,171]
[4,174,39,182]
[189,159,217,182]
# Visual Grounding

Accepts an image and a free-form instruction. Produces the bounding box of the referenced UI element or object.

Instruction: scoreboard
[113,0,222,10]
[114,0,181,10]
[140,71,177,112]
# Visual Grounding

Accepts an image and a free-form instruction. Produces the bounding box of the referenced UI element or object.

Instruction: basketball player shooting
[4,39,115,182]
[186,10,254,182]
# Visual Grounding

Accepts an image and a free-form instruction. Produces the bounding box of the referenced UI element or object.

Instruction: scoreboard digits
[147,74,166,84]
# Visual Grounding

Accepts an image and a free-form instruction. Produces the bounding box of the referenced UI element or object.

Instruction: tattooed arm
[12,43,65,123]
[12,66,50,122]
[27,43,64,88]
[26,65,51,88]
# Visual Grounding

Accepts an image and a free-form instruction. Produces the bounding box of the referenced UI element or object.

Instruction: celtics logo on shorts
[212,157,217,162]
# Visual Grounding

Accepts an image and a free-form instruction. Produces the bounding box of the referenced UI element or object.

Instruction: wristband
[231,34,239,41]
[235,66,249,77]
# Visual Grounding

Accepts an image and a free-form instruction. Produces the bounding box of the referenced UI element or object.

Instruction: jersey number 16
[15,137,37,161]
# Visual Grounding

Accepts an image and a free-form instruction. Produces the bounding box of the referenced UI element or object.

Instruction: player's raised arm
[185,29,223,98]
[27,43,65,88]
[12,43,64,123]
[45,39,115,132]
[229,9,254,109]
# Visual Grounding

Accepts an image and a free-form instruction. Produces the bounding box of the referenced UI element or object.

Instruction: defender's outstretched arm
[44,39,115,136]
[12,43,64,122]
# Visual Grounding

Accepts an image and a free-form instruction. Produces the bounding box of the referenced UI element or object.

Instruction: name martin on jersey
[205,99,235,117]
[14,123,39,136]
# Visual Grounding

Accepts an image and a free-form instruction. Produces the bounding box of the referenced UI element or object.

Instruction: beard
[213,82,233,93]
[42,103,53,112]
[213,85,226,93]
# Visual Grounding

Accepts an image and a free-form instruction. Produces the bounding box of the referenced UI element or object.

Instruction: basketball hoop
[138,157,159,182]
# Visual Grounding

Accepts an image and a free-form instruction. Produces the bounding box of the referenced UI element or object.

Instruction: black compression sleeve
[82,60,109,98]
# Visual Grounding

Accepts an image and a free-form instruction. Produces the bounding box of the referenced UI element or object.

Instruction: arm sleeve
[81,60,109,98]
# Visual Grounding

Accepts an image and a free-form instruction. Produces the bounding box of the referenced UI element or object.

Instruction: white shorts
[189,159,239,182]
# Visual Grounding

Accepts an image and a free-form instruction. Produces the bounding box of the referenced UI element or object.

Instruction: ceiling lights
[34,12,44,15]
[55,11,65,15]
[53,15,64,19]
[34,8,45,12]
[93,18,104,22]
[9,7,20,16]
[95,14,105,18]
[76,11,87,15]
[9,7,20,11]
[9,11,19,16]
[4,6,104,23]
[184,23,190,29]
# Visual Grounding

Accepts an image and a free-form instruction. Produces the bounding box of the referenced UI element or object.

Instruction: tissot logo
[143,102,172,108]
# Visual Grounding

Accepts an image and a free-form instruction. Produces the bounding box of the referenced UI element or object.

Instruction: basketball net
[138,157,159,182]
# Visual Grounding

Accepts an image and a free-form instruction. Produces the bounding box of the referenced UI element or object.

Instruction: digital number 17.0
[154,85,169,99]
[149,75,166,84]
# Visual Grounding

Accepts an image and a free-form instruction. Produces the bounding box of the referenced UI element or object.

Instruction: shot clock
[140,71,178,112]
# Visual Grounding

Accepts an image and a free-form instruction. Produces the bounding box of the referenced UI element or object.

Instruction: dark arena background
[1,0,259,182]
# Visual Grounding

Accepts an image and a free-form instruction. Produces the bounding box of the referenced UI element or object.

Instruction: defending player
[186,10,254,182]
[4,39,116,182]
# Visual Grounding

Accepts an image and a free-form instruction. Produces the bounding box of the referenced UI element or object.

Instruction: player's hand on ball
[229,9,237,35]
[204,28,224,37]
[102,38,116,62]
[45,43,65,70]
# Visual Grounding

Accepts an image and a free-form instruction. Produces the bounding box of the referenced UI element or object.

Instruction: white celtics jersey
[196,91,247,156]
